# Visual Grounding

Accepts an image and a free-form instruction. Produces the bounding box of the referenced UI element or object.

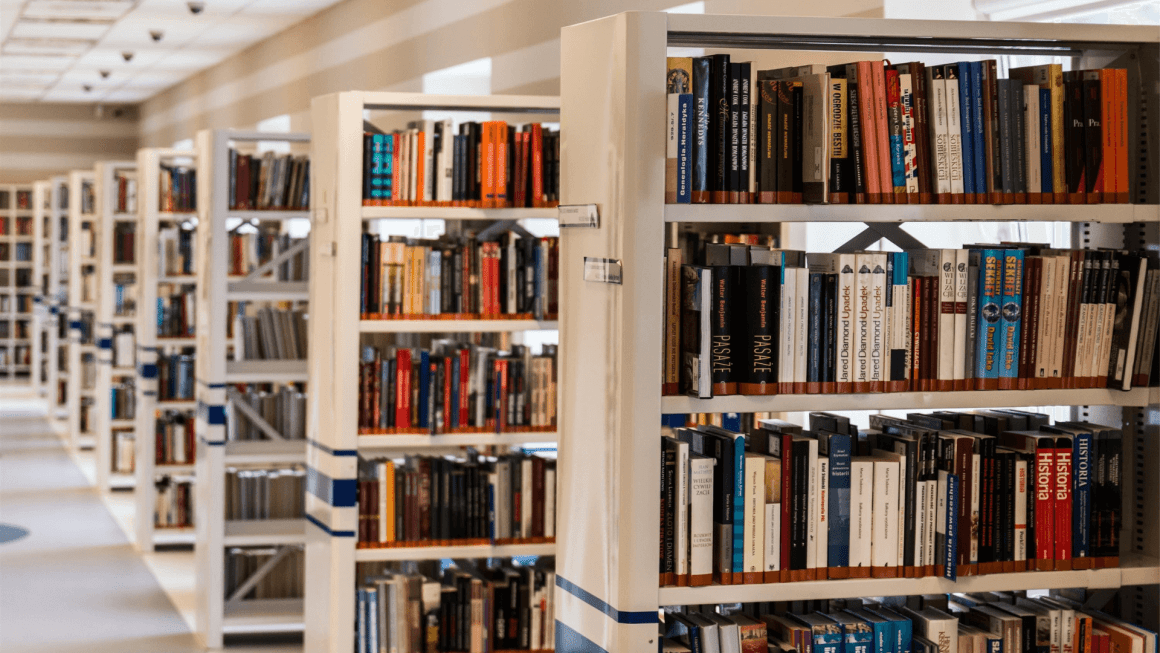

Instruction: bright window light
[256,114,292,155]
[422,57,492,123]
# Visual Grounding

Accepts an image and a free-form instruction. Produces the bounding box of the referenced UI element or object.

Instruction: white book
[505,234,519,314]
[1074,259,1094,380]
[795,267,809,390]
[1052,255,1071,381]
[1014,458,1028,562]
[765,503,780,576]
[779,265,797,391]
[929,72,952,194]
[379,463,390,544]
[806,438,819,573]
[1036,254,1058,381]
[855,253,873,388]
[544,467,556,538]
[850,459,873,571]
[520,458,533,538]
[915,471,929,568]
[953,249,969,386]
[906,607,960,653]
[689,456,714,583]
[1133,270,1160,385]
[939,249,958,387]
[816,455,829,570]
[936,470,950,569]
[899,73,920,193]
[1088,258,1109,382]
[744,452,766,580]
[869,456,900,571]
[1059,608,1075,653]
[687,614,721,653]
[970,451,981,564]
[711,614,741,653]
[1024,86,1042,194]
[945,70,965,195]
[875,448,907,567]
[1116,257,1148,387]
[675,439,690,578]
[869,253,887,390]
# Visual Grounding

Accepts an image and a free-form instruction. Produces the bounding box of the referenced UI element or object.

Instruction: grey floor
[0,399,301,653]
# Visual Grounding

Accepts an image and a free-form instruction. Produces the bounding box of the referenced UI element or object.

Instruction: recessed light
[122,51,133,62]
[83,84,92,92]
[99,70,111,79]
[150,29,164,42]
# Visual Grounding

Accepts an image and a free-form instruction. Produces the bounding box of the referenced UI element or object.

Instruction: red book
[531,457,545,537]
[856,61,882,203]
[458,349,470,427]
[443,358,453,433]
[1053,435,1074,570]
[1018,257,1042,389]
[911,277,923,390]
[1000,431,1057,570]
[779,431,793,581]
[495,122,508,207]
[871,60,894,202]
[372,357,382,429]
[531,124,545,208]
[498,359,509,432]
[396,348,411,429]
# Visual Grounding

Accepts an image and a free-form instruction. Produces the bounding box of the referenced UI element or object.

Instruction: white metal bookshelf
[135,147,199,550]
[304,91,561,653]
[31,180,50,396]
[555,12,1160,652]
[192,127,312,647]
[46,176,69,419]
[0,184,35,386]
[65,171,97,450]
[93,161,139,492]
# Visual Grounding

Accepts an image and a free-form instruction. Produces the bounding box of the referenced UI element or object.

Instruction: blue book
[449,357,460,429]
[722,413,742,432]
[985,630,1003,653]
[676,93,694,203]
[957,62,976,196]
[846,609,893,653]
[808,271,824,385]
[1040,88,1053,194]
[998,249,1024,383]
[356,587,368,653]
[870,607,912,653]
[1072,430,1094,560]
[732,430,744,575]
[697,426,746,579]
[382,133,394,200]
[944,471,959,580]
[793,613,844,653]
[418,350,430,429]
[827,432,852,569]
[971,62,987,196]
[366,586,379,653]
[827,612,874,653]
[973,249,1004,383]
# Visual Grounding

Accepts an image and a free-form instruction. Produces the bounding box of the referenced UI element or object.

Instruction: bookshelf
[135,147,199,550]
[31,180,50,396]
[93,161,138,492]
[46,176,69,419]
[0,184,35,385]
[304,91,562,653]
[555,12,1160,651]
[192,128,312,647]
[65,170,97,450]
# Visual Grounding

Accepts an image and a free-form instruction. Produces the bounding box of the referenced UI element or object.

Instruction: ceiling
[0,0,345,104]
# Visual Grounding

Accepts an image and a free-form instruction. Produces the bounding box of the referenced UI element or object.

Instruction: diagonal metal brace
[241,238,309,282]
[476,219,536,242]
[225,545,299,604]
[1081,588,1117,612]
[833,222,928,253]
[227,387,286,441]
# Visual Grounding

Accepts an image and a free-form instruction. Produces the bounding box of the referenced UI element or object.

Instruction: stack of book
[156,284,195,338]
[660,410,1122,588]
[360,232,558,321]
[224,466,305,520]
[355,559,556,653]
[158,227,195,276]
[154,474,194,528]
[665,58,1131,205]
[228,229,306,279]
[362,120,559,208]
[665,239,1160,397]
[658,591,1156,653]
[112,222,135,264]
[227,150,310,211]
[226,547,303,600]
[356,452,556,548]
[232,307,307,361]
[155,409,195,464]
[358,342,557,435]
[159,165,196,212]
[110,377,135,419]
[231,386,307,441]
[112,431,135,474]
[157,352,195,400]
[114,170,137,214]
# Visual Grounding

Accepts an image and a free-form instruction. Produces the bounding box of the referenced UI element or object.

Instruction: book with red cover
[856,61,883,203]
[998,430,1058,570]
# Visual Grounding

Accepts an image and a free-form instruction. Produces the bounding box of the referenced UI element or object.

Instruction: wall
[0,103,139,184]
[138,0,883,146]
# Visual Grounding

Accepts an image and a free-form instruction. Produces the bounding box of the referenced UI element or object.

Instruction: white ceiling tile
[0,54,75,70]
[3,37,94,55]
[22,0,134,21]
[0,87,48,100]
[98,87,153,102]
[9,19,111,40]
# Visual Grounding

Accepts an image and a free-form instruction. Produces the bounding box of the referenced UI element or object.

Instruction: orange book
[871,61,894,202]
[856,61,882,203]
[1115,69,1129,203]
[495,121,508,208]
[1100,69,1114,201]
[481,122,495,208]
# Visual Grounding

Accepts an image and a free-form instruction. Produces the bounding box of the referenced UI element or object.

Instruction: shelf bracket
[476,220,536,242]
[226,387,286,441]
[224,544,299,604]
[833,222,928,253]
[238,238,309,283]
[1081,588,1117,612]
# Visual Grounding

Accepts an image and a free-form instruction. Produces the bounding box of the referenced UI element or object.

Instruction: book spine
[828,434,852,577]
[857,62,882,203]
[871,62,893,202]
[1035,444,1055,569]
[847,69,867,203]
[779,266,796,394]
[954,63,975,200]
[739,63,752,203]
[711,54,731,203]
[1084,77,1103,201]
[1012,81,1027,198]
[807,270,823,393]
[953,249,969,390]
[729,64,742,202]
[998,250,1024,389]
[677,95,694,203]
[1055,439,1073,570]
[740,265,777,395]
[870,255,887,393]
[795,269,810,394]
[691,58,711,203]
[1042,87,1056,195]
[886,69,906,195]
[836,257,856,393]
[849,460,873,575]
[900,73,920,195]
[929,68,952,197]
[829,77,850,203]
[938,250,957,391]
[759,79,778,203]
[971,62,987,201]
[1073,433,1093,565]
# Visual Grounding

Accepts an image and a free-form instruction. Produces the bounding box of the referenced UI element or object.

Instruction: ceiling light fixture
[121,51,133,62]
[150,29,164,42]
[99,70,110,78]
[83,84,92,92]
[187,1,205,15]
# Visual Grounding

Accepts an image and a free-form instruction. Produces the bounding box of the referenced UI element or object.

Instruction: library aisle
[0,396,300,653]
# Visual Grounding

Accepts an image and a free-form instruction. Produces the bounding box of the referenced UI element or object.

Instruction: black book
[790,436,810,570]
[729,62,742,200]
[791,82,805,200]
[691,57,713,203]
[757,79,778,202]
[1064,77,1086,195]
[709,54,731,201]
[1011,79,1026,194]
[739,62,751,202]
[776,80,797,203]
[1083,73,1103,195]
[1108,252,1145,387]
[705,243,742,395]
[997,79,1015,196]
[822,271,838,385]
[828,74,851,201]
[661,438,678,583]
[741,249,779,394]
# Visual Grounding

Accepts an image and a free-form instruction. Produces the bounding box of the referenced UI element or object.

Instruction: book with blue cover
[871,607,914,653]
[973,248,1004,389]
[998,249,1025,389]
[956,62,976,197]
[826,432,853,576]
[847,608,895,653]
[828,611,875,653]
[970,62,986,200]
[1040,88,1053,194]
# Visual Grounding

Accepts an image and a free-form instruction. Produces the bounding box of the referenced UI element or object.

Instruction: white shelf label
[583,257,622,285]
[558,204,599,228]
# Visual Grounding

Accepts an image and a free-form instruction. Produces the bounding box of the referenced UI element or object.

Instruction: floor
[0,392,303,653]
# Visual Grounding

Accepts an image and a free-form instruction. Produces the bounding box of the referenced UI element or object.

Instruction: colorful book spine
[975,249,1003,388]
[677,93,694,203]
[998,249,1025,389]
[1040,88,1054,194]
[1073,431,1092,563]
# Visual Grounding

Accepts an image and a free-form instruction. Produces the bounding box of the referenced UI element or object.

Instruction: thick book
[680,265,712,398]
[927,66,952,199]
[945,64,966,200]
[691,57,713,203]
[997,249,1024,390]
[741,249,780,394]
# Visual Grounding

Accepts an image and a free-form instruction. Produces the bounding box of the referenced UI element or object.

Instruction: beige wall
[0,103,139,184]
[138,0,883,147]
